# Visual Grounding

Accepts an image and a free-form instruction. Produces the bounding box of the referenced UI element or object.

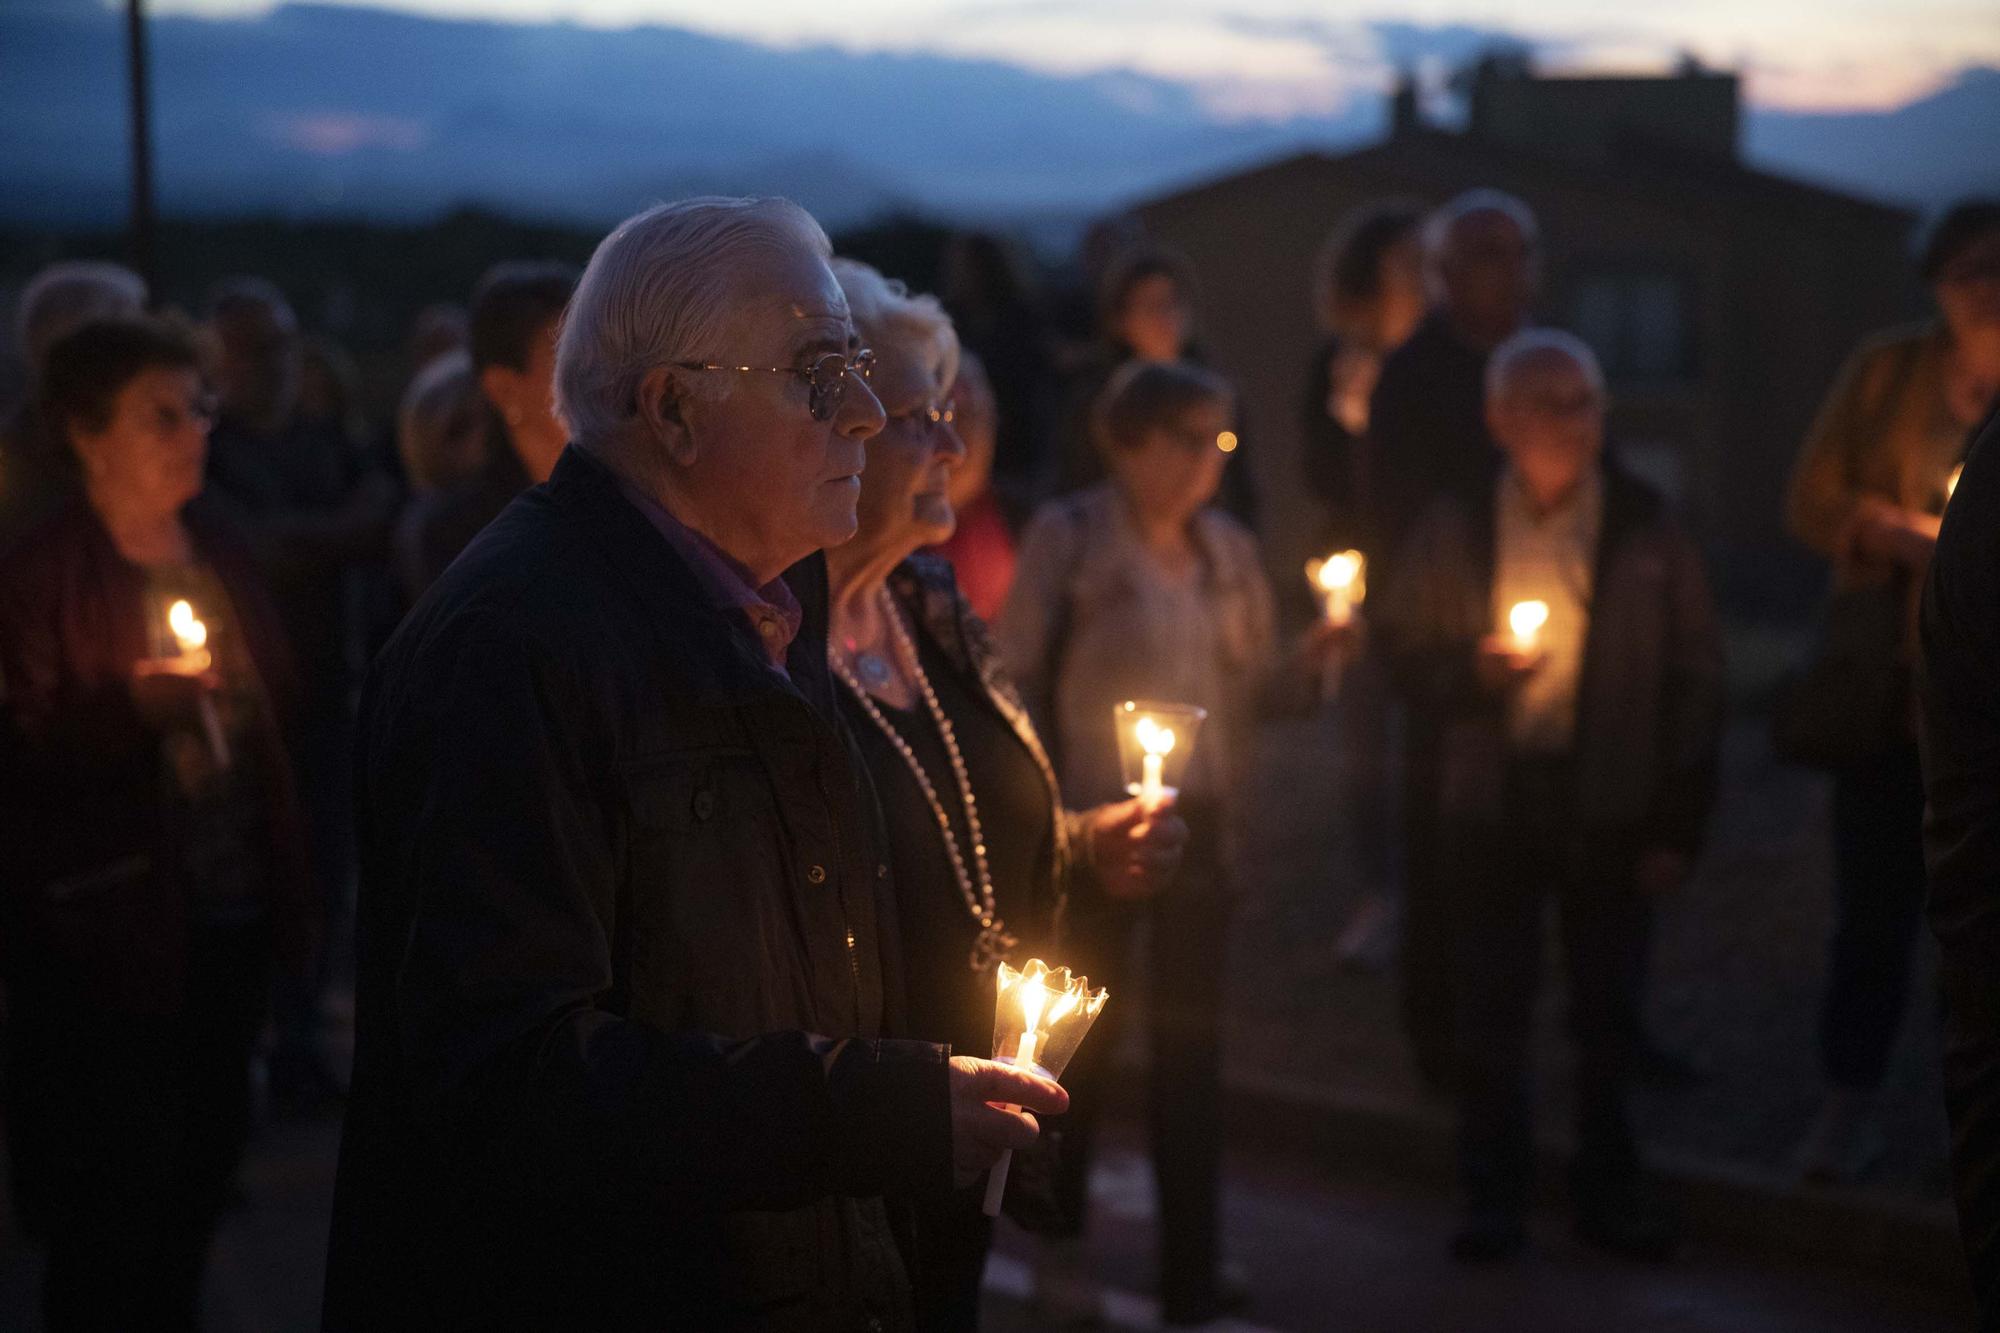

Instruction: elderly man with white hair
[1378,327,1724,1266]
[322,197,1066,1332]
[1,260,149,547]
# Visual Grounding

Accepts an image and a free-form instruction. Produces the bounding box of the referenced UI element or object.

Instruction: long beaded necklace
[833,588,1017,973]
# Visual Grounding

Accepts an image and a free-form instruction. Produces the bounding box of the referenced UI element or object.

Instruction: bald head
[1485,328,1605,508]
[1427,190,1540,347]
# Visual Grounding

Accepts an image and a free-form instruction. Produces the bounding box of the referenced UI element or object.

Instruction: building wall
[1136,139,1913,614]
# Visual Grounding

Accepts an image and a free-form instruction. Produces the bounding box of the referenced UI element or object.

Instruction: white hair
[829,258,960,394]
[396,350,487,493]
[17,261,147,372]
[1422,188,1539,298]
[554,196,832,445]
[1485,327,1605,402]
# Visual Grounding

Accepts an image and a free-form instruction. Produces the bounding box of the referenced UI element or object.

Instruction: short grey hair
[1485,327,1605,402]
[554,196,832,445]
[1424,188,1539,300]
[396,350,487,493]
[17,261,147,373]
[829,258,959,393]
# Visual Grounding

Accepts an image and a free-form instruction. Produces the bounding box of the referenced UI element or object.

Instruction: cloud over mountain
[1,2,1991,230]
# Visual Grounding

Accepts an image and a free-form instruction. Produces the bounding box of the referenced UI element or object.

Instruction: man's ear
[636,365,698,467]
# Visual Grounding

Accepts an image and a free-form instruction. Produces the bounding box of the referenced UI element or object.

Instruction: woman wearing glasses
[824,259,1187,1328]
[0,315,309,1328]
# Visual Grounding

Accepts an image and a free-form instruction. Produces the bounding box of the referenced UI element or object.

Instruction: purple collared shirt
[617,481,803,674]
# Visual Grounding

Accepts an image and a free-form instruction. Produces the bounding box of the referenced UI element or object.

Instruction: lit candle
[168,598,210,669]
[1136,715,1175,805]
[167,598,230,768]
[983,960,1107,1217]
[1509,599,1550,654]
[1307,550,1366,627]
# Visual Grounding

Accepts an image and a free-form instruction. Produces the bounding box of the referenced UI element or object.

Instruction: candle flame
[1314,550,1363,593]
[1215,431,1238,454]
[1509,600,1549,642]
[1135,715,1177,758]
[168,599,208,652]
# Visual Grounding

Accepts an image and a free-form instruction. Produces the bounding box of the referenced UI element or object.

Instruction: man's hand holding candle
[947,1055,1068,1189]
[128,658,220,730]
[1475,633,1543,694]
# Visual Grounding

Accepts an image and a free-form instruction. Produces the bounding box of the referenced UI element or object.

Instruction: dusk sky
[148,0,2000,116]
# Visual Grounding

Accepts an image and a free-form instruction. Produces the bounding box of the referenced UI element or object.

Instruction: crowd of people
[0,186,1996,1331]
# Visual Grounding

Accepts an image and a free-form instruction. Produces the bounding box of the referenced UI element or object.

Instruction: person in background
[939,231,1054,494]
[204,275,396,1112]
[999,360,1335,1326]
[404,301,469,380]
[825,259,1185,1328]
[1368,188,1541,1096]
[395,261,577,600]
[0,316,310,1329]
[928,351,1019,621]
[1299,200,1428,971]
[1786,198,2000,1182]
[0,261,148,550]
[1917,397,2000,1332]
[390,352,490,600]
[1048,249,1256,523]
[1377,329,1723,1264]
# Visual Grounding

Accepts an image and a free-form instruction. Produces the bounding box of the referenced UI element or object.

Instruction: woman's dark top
[0,495,310,1018]
[843,608,1054,1059]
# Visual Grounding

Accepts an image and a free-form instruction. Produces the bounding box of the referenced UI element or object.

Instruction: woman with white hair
[2,260,149,548]
[825,257,1187,1327]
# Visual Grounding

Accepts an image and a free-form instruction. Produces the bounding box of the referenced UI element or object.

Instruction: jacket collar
[544,444,835,716]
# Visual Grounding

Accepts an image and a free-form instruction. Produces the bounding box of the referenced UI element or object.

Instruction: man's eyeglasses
[671,348,877,423]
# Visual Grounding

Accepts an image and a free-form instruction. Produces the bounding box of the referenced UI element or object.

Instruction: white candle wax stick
[1140,752,1164,805]
[197,694,231,770]
[982,1030,1040,1217]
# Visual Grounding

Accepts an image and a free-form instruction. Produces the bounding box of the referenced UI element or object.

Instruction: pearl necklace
[833,588,1016,973]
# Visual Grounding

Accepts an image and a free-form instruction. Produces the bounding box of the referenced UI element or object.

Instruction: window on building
[1570,272,1696,382]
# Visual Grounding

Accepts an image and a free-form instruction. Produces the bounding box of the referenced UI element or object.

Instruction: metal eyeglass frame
[670,347,877,423]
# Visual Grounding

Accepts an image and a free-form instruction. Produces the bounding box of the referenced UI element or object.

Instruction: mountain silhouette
[1,2,1991,228]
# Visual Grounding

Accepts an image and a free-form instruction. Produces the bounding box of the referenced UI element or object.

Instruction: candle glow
[1509,599,1550,653]
[983,958,1108,1217]
[168,598,209,658]
[1306,550,1366,626]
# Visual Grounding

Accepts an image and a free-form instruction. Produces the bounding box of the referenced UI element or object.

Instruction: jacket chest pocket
[619,748,797,1023]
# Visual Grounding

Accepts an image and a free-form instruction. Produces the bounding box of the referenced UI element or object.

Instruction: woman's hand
[1847,496,1940,569]
[128,658,218,729]
[1084,797,1190,900]
[1475,635,1542,695]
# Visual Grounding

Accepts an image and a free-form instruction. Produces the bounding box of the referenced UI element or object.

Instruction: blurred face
[1439,210,1539,338]
[852,333,966,555]
[670,248,886,570]
[71,366,211,518]
[944,360,997,510]
[483,315,567,468]
[1487,351,1605,504]
[1108,397,1233,525]
[212,298,301,431]
[1116,273,1191,363]
[1934,228,2000,375]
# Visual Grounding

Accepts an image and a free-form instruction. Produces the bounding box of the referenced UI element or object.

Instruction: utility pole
[125,0,157,295]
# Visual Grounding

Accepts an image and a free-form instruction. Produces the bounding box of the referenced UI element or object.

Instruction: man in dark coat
[1365,189,1542,1095]
[1919,402,2000,1329]
[322,197,1065,1332]
[1377,330,1724,1263]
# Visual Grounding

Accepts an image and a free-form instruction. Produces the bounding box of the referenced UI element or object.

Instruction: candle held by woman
[1509,599,1550,655]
